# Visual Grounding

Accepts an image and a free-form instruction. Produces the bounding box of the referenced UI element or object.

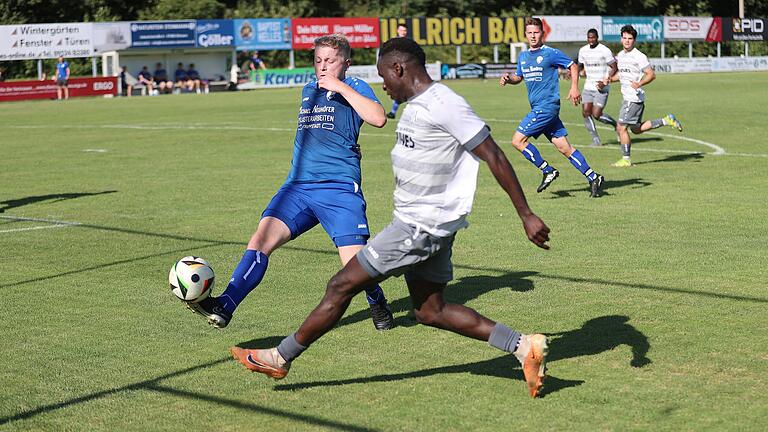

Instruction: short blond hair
[314,34,351,59]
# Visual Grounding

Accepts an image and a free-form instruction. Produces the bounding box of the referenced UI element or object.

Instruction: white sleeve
[578,47,584,65]
[638,52,650,71]
[432,91,489,151]
[604,46,616,64]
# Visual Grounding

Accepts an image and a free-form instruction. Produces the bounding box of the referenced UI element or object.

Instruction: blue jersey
[174,68,187,81]
[516,45,574,112]
[56,61,69,79]
[285,77,380,185]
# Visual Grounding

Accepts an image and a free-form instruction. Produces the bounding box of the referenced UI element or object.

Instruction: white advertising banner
[651,56,768,73]
[538,16,602,42]
[93,22,132,53]
[664,16,715,40]
[348,63,442,83]
[0,23,94,60]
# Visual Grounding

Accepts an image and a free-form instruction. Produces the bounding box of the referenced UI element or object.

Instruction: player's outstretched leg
[664,113,683,132]
[583,115,602,146]
[514,138,559,193]
[552,136,605,198]
[230,345,292,379]
[406,278,549,398]
[597,113,617,127]
[186,249,269,328]
[365,284,395,330]
[512,333,549,397]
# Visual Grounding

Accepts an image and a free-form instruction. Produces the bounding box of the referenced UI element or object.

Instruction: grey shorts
[618,101,645,125]
[582,89,609,107]
[357,217,455,284]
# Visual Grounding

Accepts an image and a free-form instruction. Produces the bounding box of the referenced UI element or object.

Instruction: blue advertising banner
[234,18,291,51]
[131,21,196,48]
[602,16,664,42]
[196,19,234,48]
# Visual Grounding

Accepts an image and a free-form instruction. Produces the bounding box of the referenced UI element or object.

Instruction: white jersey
[392,82,489,237]
[616,48,651,103]
[578,43,615,92]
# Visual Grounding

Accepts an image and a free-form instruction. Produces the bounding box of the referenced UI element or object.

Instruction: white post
[745,42,749,57]
[493,45,499,63]
[37,59,43,80]
[92,57,97,77]
[289,49,295,69]
[717,42,721,57]
[661,42,665,59]
[456,46,461,63]
[688,42,693,58]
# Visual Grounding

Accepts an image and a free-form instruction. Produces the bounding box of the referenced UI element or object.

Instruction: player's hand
[522,213,550,250]
[499,72,511,86]
[630,81,641,89]
[568,88,581,106]
[596,80,606,91]
[317,73,345,93]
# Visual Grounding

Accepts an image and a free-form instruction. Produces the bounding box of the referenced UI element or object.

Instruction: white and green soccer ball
[169,256,215,303]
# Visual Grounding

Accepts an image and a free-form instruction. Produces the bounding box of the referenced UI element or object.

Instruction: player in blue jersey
[54,56,70,100]
[500,18,604,198]
[186,34,395,330]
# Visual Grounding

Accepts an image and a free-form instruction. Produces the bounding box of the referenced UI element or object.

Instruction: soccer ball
[169,256,215,303]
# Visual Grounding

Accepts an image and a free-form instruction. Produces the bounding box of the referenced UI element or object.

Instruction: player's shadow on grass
[632,152,704,166]
[273,354,584,397]
[0,190,117,213]
[0,335,377,431]
[335,271,537,329]
[547,178,652,199]
[546,315,651,368]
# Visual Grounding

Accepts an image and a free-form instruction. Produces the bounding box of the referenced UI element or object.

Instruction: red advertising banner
[0,76,118,102]
[292,18,379,49]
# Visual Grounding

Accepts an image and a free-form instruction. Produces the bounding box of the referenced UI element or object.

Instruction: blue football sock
[522,143,554,173]
[389,101,399,114]
[218,249,268,315]
[364,284,387,305]
[568,149,598,182]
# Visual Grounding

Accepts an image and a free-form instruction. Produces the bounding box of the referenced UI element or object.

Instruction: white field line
[0,224,72,234]
[484,117,728,155]
[8,123,768,158]
[0,215,81,234]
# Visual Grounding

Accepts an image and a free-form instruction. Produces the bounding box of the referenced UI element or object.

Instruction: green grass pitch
[1,72,766,431]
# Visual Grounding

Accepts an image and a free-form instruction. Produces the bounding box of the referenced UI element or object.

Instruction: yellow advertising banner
[381,17,527,45]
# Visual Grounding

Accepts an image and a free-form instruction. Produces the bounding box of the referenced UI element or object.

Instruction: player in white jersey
[599,25,683,167]
[578,29,618,146]
[230,38,553,398]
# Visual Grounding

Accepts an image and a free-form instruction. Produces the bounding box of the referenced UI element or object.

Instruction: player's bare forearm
[569,63,580,86]
[608,61,618,78]
[640,67,656,87]
[567,64,581,105]
[500,73,523,86]
[337,83,387,128]
[471,137,551,249]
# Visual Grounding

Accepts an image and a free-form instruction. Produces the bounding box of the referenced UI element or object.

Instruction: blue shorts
[262,181,370,247]
[517,110,568,140]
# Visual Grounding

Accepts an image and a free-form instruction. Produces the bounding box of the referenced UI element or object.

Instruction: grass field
[1,72,767,431]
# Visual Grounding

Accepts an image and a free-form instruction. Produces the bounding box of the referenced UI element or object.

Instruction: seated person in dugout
[186,63,207,93]
[153,63,173,94]
[174,62,188,92]
[137,66,155,95]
